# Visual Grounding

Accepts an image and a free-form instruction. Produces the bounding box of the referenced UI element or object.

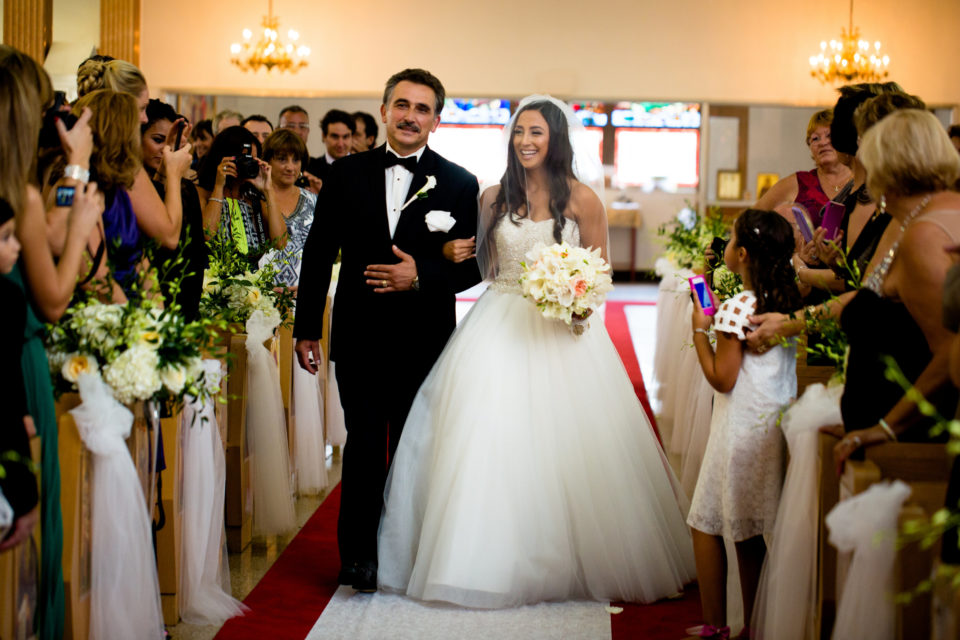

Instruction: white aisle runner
[307,587,613,640]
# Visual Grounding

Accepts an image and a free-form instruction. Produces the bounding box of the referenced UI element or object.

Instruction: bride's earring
[878,194,887,214]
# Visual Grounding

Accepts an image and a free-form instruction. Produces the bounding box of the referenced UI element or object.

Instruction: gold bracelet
[878,418,897,441]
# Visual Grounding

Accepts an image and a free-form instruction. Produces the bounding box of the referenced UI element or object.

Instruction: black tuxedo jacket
[306,155,331,183]
[294,144,481,381]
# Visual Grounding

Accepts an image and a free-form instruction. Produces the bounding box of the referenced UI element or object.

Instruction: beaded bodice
[490,217,581,294]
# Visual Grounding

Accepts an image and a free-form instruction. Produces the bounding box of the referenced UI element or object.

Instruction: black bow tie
[384,152,418,172]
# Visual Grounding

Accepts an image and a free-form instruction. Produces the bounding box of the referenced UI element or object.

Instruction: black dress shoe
[351,561,377,593]
[337,563,359,585]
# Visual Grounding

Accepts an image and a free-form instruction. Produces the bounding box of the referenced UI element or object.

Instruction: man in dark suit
[294,68,480,592]
[306,109,355,184]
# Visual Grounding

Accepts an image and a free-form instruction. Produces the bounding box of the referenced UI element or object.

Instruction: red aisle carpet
[603,301,660,439]
[215,485,343,640]
[215,486,701,640]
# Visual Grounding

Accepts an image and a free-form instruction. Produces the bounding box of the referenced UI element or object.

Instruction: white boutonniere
[402,175,436,211]
[424,210,457,233]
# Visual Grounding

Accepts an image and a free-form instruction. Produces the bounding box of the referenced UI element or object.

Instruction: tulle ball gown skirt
[378,287,697,609]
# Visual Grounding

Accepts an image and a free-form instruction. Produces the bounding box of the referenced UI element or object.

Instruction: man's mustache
[397,120,420,133]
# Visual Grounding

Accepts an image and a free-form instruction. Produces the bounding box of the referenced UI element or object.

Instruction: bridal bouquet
[519,242,613,334]
[46,298,222,406]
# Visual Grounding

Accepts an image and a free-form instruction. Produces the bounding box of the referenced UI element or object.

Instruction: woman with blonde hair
[755,109,852,220]
[76,55,149,122]
[71,89,193,295]
[832,108,960,463]
[0,44,104,640]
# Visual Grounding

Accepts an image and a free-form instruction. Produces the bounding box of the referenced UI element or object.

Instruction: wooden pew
[0,432,43,639]
[817,431,841,639]
[796,338,836,397]
[156,406,184,625]
[224,330,253,553]
[56,393,91,640]
[276,323,296,488]
[835,442,950,640]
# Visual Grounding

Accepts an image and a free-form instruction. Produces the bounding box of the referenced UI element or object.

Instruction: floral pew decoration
[200,236,297,537]
[45,264,224,639]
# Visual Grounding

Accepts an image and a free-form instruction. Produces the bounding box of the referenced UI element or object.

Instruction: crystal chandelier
[230,1,310,73]
[809,0,889,85]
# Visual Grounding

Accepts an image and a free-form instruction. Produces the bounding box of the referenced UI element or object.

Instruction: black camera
[235,143,260,180]
[709,236,727,269]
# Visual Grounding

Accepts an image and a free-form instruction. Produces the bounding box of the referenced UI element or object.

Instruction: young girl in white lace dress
[687,209,802,639]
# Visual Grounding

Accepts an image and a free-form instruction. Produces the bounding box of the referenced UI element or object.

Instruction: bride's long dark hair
[490,100,576,244]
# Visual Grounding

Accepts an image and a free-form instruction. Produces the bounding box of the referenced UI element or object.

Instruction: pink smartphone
[819,201,845,241]
[791,205,814,243]
[689,275,717,316]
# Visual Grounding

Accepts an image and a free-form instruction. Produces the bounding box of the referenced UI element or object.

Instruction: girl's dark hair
[197,125,262,192]
[733,209,802,314]
[142,98,178,133]
[0,198,13,225]
[491,100,575,244]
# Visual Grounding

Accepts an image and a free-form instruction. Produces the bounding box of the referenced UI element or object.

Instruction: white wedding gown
[378,217,697,609]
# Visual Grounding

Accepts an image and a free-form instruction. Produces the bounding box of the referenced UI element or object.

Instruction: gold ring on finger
[382,280,387,287]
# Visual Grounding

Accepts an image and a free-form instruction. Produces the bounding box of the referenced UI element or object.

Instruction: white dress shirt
[385,144,426,238]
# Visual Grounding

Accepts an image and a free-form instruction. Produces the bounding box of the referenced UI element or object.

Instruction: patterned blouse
[268,188,317,287]
[217,196,269,266]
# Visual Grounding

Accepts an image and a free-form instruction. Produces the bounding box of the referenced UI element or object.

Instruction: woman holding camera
[197,126,286,265]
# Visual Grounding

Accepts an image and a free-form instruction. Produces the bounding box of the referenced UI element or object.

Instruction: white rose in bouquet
[519,242,613,333]
[60,352,99,383]
[103,344,162,404]
[159,364,188,395]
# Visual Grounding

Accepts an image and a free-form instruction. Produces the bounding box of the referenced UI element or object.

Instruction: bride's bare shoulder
[569,182,603,218]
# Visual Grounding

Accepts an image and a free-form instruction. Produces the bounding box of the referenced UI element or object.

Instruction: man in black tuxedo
[293,68,480,592]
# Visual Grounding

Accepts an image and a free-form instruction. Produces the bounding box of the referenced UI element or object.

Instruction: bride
[378,96,696,608]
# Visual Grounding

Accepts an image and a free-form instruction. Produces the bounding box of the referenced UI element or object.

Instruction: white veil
[476,95,608,281]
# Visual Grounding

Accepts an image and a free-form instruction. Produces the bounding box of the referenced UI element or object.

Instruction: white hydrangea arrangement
[46,298,221,406]
[519,242,613,334]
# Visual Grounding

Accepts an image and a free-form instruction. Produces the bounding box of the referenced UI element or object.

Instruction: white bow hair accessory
[425,210,457,233]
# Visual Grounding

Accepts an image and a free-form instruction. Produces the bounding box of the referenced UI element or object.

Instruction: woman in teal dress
[1,46,104,639]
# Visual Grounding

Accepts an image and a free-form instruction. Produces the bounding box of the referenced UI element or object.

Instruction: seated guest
[833,109,960,465]
[351,110,378,153]
[141,99,207,319]
[189,118,214,171]
[242,114,273,145]
[213,109,243,135]
[197,126,286,266]
[306,109,354,182]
